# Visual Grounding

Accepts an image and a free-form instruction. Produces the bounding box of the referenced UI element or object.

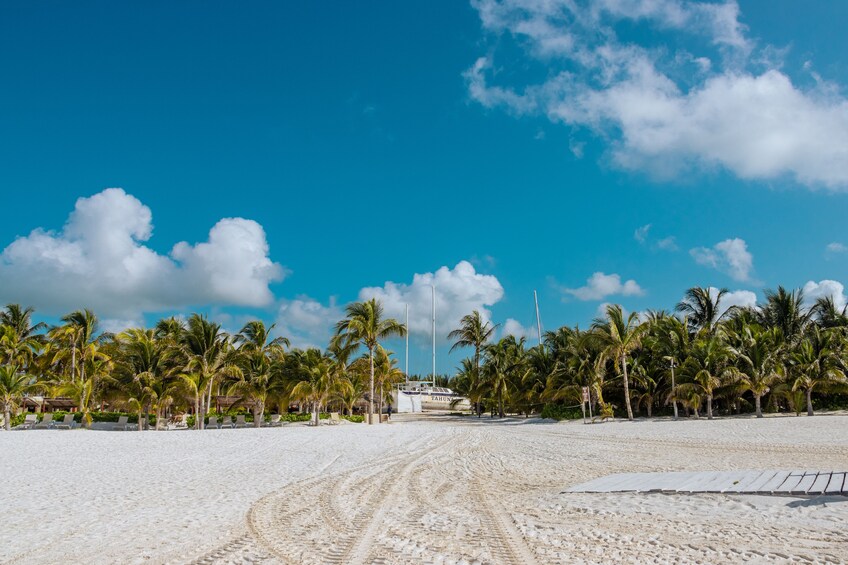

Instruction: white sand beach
[2,415,847,564]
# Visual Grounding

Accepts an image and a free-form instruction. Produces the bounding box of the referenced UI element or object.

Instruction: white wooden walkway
[565,470,848,496]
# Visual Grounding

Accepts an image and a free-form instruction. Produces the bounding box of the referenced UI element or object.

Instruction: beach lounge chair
[329,412,341,425]
[266,414,282,427]
[220,415,235,429]
[56,414,76,429]
[18,414,38,429]
[34,414,55,429]
[234,415,249,428]
[206,416,219,429]
[167,414,188,430]
[112,416,129,431]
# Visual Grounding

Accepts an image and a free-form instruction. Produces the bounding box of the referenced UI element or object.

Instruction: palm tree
[0,365,39,430]
[675,287,728,336]
[811,296,848,329]
[232,321,288,427]
[0,324,42,369]
[180,314,240,429]
[49,309,101,383]
[335,299,405,424]
[0,304,47,341]
[116,328,178,431]
[373,346,405,415]
[55,356,114,427]
[589,304,648,420]
[290,348,349,425]
[449,311,498,416]
[788,326,846,416]
[731,325,784,418]
[758,286,811,343]
[678,336,732,419]
[481,335,526,418]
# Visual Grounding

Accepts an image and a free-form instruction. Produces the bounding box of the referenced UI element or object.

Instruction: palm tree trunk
[806,388,814,417]
[195,394,202,430]
[255,401,264,428]
[4,404,10,431]
[206,378,214,421]
[707,394,713,420]
[755,393,763,418]
[155,407,161,431]
[621,355,634,420]
[138,407,144,432]
[368,346,375,424]
[647,401,652,418]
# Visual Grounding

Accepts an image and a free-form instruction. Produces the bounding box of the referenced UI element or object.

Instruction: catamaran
[392,285,471,413]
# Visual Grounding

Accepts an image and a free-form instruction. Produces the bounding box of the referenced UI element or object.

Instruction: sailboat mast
[431,284,436,387]
[534,289,543,347]
[405,303,409,383]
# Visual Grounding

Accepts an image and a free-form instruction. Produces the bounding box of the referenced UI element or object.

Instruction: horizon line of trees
[447,286,848,420]
[2,284,848,430]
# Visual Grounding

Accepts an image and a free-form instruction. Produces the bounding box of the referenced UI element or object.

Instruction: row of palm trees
[3,285,848,430]
[0,299,407,430]
[447,287,848,420]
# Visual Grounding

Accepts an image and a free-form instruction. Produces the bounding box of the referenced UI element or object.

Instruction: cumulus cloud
[690,238,753,282]
[501,318,539,341]
[467,0,848,189]
[655,236,679,251]
[561,272,644,301]
[826,242,847,258]
[714,287,757,315]
[358,261,504,341]
[0,188,284,318]
[802,280,847,311]
[274,296,344,349]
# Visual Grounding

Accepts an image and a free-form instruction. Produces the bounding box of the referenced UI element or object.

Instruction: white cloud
[715,287,757,315]
[802,280,847,312]
[690,238,753,282]
[0,188,284,318]
[826,242,847,255]
[467,0,848,189]
[358,261,504,341]
[655,236,678,251]
[634,223,651,243]
[501,318,539,341]
[561,272,644,301]
[274,296,344,349]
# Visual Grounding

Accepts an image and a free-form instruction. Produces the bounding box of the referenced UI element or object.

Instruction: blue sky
[1,1,847,373]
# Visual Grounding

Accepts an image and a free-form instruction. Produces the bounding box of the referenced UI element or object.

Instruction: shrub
[540,403,584,421]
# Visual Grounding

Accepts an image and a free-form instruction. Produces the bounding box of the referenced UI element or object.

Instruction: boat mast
[534,289,543,347]
[431,284,436,387]
[405,303,409,385]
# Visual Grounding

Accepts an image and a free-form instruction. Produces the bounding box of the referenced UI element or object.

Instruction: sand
[1,414,846,564]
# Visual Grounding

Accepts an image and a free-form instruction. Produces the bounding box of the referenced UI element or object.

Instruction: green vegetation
[448,286,848,420]
[3,285,848,430]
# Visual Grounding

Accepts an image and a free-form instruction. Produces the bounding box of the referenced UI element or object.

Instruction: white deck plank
[740,470,781,493]
[791,472,820,495]
[824,473,846,495]
[771,473,806,494]
[724,470,770,493]
[566,470,847,497]
[674,471,716,492]
[760,471,793,492]
[809,472,832,494]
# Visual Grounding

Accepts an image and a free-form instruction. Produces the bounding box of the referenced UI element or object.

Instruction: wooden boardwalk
[565,470,848,496]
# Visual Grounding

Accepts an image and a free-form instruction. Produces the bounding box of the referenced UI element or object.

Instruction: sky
[1,1,848,374]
